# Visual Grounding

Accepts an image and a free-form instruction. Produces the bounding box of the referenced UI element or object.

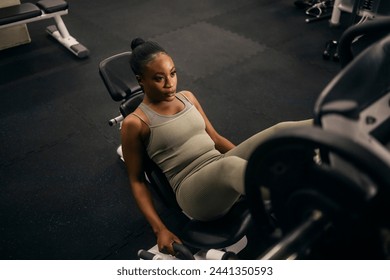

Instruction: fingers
[159,240,176,255]
[156,229,182,256]
[160,238,184,256]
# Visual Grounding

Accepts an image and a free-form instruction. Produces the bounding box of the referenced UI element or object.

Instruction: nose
[165,76,173,88]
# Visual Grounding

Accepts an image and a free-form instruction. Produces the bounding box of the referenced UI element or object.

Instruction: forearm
[214,135,236,153]
[131,181,168,235]
[131,181,181,254]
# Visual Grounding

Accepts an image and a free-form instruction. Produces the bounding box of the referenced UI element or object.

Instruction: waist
[167,149,222,191]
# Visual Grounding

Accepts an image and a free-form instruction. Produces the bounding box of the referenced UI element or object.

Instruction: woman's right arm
[120,115,181,255]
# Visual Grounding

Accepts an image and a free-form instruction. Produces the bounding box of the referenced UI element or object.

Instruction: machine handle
[108,115,124,126]
[173,242,195,260]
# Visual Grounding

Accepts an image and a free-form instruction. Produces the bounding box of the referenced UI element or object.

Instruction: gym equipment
[246,126,390,259]
[330,0,390,27]
[0,0,89,58]
[335,16,390,67]
[317,29,390,119]
[99,51,271,260]
[245,33,390,259]
[322,40,339,61]
[305,0,334,23]
[294,0,334,23]
[322,13,390,65]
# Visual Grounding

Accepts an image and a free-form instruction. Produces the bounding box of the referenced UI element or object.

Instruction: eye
[170,71,177,78]
[154,76,164,82]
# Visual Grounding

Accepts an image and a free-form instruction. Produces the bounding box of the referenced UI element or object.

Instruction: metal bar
[258,210,332,260]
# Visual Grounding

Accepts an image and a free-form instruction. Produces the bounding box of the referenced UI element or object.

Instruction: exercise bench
[0,0,89,58]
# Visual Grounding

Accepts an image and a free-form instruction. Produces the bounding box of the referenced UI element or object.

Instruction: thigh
[226,119,313,160]
[176,156,246,221]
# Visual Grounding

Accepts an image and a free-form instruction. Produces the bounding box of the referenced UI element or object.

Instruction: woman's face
[139,52,177,102]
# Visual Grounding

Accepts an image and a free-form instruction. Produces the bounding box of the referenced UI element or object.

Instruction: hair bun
[131,38,145,50]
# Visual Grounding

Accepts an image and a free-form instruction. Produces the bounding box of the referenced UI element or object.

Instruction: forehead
[144,53,175,73]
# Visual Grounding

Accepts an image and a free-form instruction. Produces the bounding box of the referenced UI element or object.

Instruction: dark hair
[130,38,167,76]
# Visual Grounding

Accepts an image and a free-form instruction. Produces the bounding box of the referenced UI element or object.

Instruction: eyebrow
[154,67,176,75]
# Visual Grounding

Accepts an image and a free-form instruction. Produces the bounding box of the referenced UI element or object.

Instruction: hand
[156,228,182,256]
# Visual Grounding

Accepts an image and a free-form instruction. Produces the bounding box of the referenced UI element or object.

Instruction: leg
[225,119,313,160]
[176,156,247,221]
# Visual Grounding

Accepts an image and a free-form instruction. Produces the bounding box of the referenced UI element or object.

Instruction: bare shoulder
[121,114,143,137]
[122,113,141,127]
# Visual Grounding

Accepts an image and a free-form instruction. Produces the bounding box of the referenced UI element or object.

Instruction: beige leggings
[175,120,313,221]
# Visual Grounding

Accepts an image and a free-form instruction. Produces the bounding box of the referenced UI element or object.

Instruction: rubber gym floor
[0,0,349,259]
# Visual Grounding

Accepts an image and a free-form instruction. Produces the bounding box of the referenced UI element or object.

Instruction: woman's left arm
[182,91,236,153]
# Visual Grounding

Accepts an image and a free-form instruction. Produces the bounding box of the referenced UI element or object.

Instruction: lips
[166,90,176,96]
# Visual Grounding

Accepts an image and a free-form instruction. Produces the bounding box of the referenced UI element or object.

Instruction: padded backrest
[99,52,141,102]
[119,91,144,117]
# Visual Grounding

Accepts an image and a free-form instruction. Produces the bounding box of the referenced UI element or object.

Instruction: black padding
[99,52,142,101]
[70,44,89,58]
[0,3,41,25]
[144,157,182,212]
[36,0,68,13]
[120,92,144,117]
[180,199,253,249]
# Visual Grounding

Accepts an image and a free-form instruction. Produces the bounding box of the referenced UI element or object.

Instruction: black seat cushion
[0,3,41,25]
[37,0,68,13]
[180,199,253,249]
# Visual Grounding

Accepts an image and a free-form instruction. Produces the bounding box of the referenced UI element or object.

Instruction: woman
[121,38,311,256]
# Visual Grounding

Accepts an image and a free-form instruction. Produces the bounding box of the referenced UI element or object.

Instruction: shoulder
[121,113,143,138]
[180,90,200,106]
[122,113,142,128]
[121,109,150,142]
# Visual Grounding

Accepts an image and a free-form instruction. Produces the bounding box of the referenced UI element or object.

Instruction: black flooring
[0,0,350,259]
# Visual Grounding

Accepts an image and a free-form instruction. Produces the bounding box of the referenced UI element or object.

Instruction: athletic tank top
[135,92,222,191]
